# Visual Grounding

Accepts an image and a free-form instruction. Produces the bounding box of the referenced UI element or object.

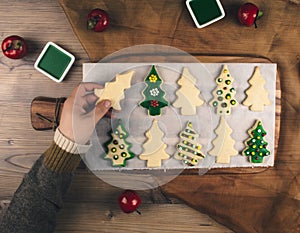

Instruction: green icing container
[34,42,75,82]
[186,0,225,28]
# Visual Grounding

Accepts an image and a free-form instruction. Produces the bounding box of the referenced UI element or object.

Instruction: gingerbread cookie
[103,119,135,167]
[94,70,134,110]
[175,121,205,166]
[140,65,168,116]
[139,119,170,167]
[243,66,272,112]
[210,65,237,115]
[173,67,204,115]
[209,116,238,164]
[243,120,270,163]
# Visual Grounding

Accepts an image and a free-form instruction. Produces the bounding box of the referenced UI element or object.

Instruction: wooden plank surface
[0,1,232,233]
[0,0,299,233]
[59,0,299,232]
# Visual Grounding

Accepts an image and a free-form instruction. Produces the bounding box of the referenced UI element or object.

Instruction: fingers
[72,82,105,114]
[81,82,103,93]
[71,82,103,98]
[85,93,98,105]
[94,100,111,123]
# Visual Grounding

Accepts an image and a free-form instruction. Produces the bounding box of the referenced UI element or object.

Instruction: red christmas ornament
[2,35,28,59]
[118,190,141,214]
[238,2,263,28]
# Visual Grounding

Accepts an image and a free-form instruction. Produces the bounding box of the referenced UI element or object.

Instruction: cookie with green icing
[140,65,168,116]
[210,64,238,115]
[243,120,270,163]
[175,121,205,166]
[103,119,135,167]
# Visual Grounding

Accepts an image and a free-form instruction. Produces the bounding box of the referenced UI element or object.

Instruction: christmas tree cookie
[103,119,135,167]
[94,70,134,110]
[174,121,205,166]
[243,66,272,112]
[243,120,270,163]
[210,65,237,115]
[139,119,170,168]
[173,67,204,115]
[209,116,238,164]
[140,65,168,116]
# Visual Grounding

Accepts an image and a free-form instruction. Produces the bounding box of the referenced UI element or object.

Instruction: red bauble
[238,3,263,28]
[118,190,141,214]
[87,8,110,32]
[2,35,28,59]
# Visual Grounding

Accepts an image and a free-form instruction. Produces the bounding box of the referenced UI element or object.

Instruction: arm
[0,83,111,233]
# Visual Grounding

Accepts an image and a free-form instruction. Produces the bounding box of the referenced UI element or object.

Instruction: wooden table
[0,1,299,233]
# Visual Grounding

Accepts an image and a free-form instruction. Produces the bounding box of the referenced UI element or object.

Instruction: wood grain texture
[0,1,233,233]
[0,0,299,233]
[59,0,299,232]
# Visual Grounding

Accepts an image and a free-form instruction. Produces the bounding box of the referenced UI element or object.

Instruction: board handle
[30,96,66,131]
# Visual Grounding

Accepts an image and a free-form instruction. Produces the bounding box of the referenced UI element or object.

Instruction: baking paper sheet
[82,63,277,171]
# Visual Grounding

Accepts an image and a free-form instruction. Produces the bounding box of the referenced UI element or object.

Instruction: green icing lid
[37,44,72,80]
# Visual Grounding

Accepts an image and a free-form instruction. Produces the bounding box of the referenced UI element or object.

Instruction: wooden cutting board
[31,54,283,233]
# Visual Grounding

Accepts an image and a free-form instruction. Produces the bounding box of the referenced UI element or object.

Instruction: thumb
[95,100,111,123]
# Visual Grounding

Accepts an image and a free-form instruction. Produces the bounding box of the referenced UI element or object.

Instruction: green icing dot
[217,78,223,83]
[113,140,118,145]
[217,90,223,95]
[221,102,227,108]
[225,80,231,85]
[213,101,218,107]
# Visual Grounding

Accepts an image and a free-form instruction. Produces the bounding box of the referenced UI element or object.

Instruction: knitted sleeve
[0,129,89,233]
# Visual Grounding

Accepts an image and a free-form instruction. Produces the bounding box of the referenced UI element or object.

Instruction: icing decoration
[173,67,204,115]
[210,65,237,115]
[209,116,238,163]
[94,70,134,110]
[174,121,205,166]
[243,66,272,112]
[139,119,170,167]
[140,65,168,116]
[243,120,270,163]
[103,119,134,166]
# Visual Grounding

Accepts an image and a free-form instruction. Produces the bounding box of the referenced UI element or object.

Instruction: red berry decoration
[87,8,110,32]
[118,190,141,214]
[238,2,263,28]
[1,35,28,59]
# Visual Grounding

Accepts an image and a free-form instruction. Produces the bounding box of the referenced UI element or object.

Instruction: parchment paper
[82,63,276,170]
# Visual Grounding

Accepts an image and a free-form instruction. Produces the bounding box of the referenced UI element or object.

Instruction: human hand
[59,83,111,144]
